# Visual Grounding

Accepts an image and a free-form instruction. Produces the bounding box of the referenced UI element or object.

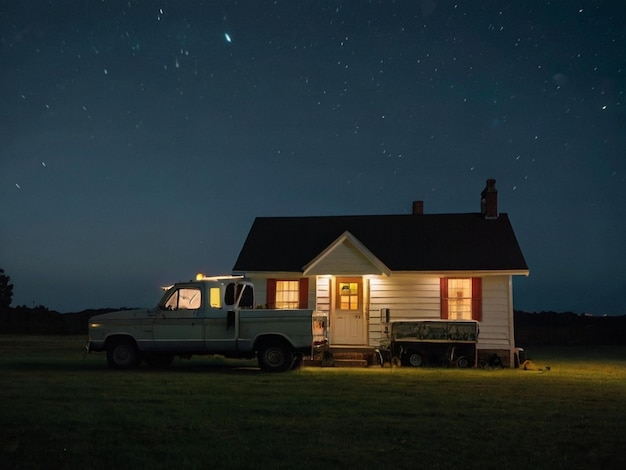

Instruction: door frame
[330,276,368,345]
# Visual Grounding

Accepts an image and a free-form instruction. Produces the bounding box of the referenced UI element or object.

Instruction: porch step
[304,349,378,368]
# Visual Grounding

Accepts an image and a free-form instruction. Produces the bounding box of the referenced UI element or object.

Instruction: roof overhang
[390,269,530,277]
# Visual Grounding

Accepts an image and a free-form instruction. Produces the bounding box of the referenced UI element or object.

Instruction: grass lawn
[1,336,625,469]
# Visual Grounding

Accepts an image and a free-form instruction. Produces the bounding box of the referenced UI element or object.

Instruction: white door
[331,277,366,345]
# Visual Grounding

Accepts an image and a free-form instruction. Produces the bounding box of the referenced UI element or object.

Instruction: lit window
[446,278,471,320]
[338,281,359,311]
[209,287,221,308]
[276,280,299,309]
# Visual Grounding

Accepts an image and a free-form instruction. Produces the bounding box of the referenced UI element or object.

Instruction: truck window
[209,287,221,308]
[225,283,235,306]
[238,284,254,309]
[164,288,202,310]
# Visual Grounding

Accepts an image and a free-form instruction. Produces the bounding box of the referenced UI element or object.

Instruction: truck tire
[257,343,294,372]
[408,352,423,367]
[107,339,140,369]
[456,356,470,368]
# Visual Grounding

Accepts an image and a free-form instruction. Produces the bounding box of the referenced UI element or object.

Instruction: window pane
[178,288,201,309]
[210,287,221,308]
[165,288,201,310]
[276,280,299,309]
[338,282,359,311]
[447,278,471,320]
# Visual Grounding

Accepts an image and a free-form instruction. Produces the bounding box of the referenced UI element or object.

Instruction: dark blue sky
[1,1,625,314]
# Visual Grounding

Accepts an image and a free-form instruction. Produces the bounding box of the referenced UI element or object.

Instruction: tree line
[0,268,120,334]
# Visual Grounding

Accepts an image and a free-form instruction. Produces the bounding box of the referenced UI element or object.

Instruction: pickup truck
[87,275,327,372]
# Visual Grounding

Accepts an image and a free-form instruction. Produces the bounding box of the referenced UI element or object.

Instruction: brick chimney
[481,179,498,219]
[412,200,424,215]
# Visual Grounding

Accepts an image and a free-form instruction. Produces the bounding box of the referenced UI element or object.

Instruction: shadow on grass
[0,358,269,375]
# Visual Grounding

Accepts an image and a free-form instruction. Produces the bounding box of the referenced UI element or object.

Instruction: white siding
[247,275,267,307]
[362,273,513,349]
[315,276,331,314]
[367,274,441,346]
[478,275,513,349]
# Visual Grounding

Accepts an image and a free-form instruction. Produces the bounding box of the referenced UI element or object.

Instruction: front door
[332,277,366,345]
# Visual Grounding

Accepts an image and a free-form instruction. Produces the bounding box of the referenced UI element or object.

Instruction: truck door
[153,286,205,352]
[203,283,238,352]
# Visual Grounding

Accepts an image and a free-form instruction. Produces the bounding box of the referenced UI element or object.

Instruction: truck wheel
[408,352,423,367]
[258,344,294,372]
[390,356,402,367]
[456,356,470,368]
[107,339,140,369]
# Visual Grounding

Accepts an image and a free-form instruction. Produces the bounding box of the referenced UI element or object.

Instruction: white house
[233,179,529,367]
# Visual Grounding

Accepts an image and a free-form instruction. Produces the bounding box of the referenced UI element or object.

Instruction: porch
[304,346,381,368]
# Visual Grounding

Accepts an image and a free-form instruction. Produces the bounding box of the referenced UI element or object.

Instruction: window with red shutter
[440,277,482,321]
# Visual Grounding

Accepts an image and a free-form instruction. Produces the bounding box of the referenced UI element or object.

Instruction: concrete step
[304,349,377,368]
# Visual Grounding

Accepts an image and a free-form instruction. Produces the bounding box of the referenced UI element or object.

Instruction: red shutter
[471,277,482,322]
[298,278,309,309]
[440,278,448,319]
[266,279,276,309]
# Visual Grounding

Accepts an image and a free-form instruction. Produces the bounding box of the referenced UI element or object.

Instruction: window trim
[440,277,482,321]
[266,278,309,309]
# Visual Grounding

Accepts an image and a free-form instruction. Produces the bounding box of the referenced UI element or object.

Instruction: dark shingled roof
[233,213,528,273]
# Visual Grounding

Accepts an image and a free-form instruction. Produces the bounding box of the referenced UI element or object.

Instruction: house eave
[390,269,530,277]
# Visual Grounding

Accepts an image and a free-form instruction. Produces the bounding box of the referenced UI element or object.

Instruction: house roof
[232,213,529,274]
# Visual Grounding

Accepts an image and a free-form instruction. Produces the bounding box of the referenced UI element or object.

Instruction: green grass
[1,337,625,469]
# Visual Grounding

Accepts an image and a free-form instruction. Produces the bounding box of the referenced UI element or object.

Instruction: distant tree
[0,268,13,311]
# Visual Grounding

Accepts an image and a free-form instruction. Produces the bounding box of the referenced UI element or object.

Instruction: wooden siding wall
[315,277,331,314]
[367,274,440,346]
[248,276,267,307]
[364,273,513,349]
[479,275,513,350]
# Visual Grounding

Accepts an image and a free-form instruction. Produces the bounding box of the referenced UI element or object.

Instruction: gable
[303,231,391,276]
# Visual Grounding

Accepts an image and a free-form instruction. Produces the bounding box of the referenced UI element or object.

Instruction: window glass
[238,284,254,308]
[276,280,299,309]
[447,278,471,320]
[209,287,221,308]
[339,282,359,310]
[164,288,201,310]
[225,283,235,306]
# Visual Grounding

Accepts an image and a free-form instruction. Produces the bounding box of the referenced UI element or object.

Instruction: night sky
[1,1,625,315]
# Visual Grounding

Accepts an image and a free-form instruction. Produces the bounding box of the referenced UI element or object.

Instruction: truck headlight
[89,322,102,328]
